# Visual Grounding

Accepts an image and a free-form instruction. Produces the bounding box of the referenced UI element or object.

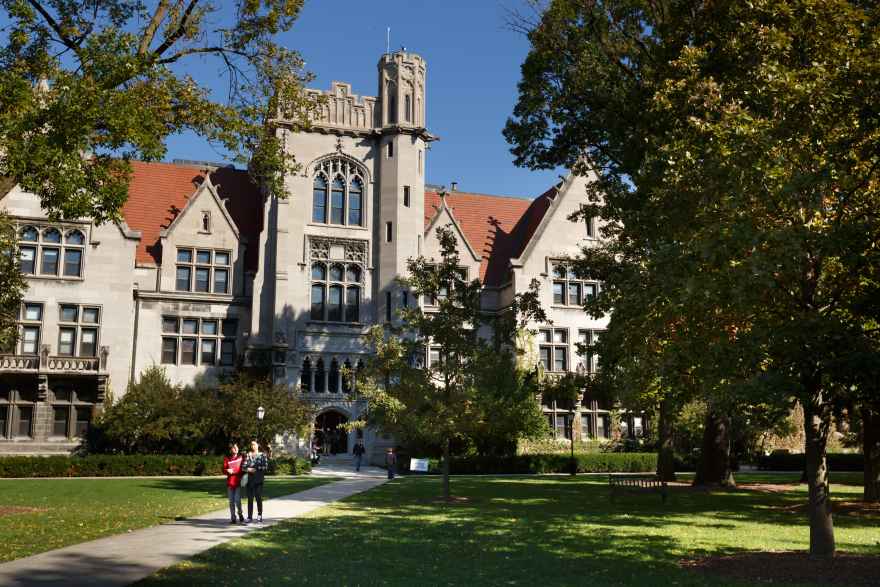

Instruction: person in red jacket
[223,443,245,524]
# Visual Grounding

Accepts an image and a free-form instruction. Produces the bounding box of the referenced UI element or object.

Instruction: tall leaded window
[551,262,598,307]
[310,261,361,323]
[312,157,366,227]
[17,225,85,278]
[175,248,231,294]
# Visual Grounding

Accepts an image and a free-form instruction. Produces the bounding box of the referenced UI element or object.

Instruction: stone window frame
[17,302,44,355]
[175,247,232,294]
[538,327,569,373]
[575,328,604,374]
[0,386,37,439]
[311,156,367,228]
[57,304,101,358]
[160,316,237,367]
[17,223,87,280]
[299,355,363,394]
[49,385,95,439]
[310,261,362,324]
[550,261,599,307]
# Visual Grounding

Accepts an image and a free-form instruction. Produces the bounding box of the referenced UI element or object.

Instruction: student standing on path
[223,443,245,524]
[353,440,366,472]
[244,440,268,523]
[385,447,397,479]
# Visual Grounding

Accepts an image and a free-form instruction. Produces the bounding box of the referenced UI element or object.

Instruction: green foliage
[0,1,316,223]
[394,452,658,475]
[756,452,864,472]
[92,367,312,454]
[0,210,26,351]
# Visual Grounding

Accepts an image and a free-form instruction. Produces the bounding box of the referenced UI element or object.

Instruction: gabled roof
[122,161,263,271]
[424,186,557,286]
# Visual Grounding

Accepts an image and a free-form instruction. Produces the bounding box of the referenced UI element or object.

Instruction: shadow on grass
[138,475,874,587]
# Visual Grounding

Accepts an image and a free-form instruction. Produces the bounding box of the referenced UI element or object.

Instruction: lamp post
[571,364,587,476]
[256,405,265,449]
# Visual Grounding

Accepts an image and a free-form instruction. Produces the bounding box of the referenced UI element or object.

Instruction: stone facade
[1,50,626,458]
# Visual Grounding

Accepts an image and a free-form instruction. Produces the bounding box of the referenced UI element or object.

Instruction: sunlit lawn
[0,476,331,562]
[141,473,877,587]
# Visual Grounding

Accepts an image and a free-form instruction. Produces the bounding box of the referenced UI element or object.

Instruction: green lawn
[141,473,877,587]
[0,476,330,562]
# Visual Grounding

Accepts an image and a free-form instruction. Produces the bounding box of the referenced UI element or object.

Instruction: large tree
[358,226,547,500]
[506,0,880,557]
[0,0,315,223]
[0,209,27,350]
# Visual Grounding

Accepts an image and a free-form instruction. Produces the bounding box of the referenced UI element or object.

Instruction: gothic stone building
[0,51,639,458]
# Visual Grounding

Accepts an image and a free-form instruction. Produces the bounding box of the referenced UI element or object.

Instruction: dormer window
[312,157,366,227]
[175,248,231,294]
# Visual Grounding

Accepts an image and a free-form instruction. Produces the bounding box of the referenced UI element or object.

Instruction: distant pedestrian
[223,443,245,524]
[385,447,397,480]
[244,440,268,523]
[353,440,366,472]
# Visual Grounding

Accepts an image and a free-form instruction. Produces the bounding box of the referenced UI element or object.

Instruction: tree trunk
[694,409,735,487]
[442,436,451,501]
[862,405,880,502]
[656,398,677,482]
[803,392,835,557]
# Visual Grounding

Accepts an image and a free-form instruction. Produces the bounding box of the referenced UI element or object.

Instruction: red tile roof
[122,161,263,271]
[425,187,556,286]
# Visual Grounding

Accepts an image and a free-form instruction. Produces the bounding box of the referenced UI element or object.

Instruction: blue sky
[164,1,560,200]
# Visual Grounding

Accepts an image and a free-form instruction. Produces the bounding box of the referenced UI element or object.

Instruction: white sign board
[410,458,429,473]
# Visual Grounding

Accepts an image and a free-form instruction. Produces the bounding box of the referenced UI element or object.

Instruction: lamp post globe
[257,406,265,421]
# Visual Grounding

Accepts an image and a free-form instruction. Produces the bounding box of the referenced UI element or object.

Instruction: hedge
[756,452,863,472]
[398,452,658,475]
[0,454,311,478]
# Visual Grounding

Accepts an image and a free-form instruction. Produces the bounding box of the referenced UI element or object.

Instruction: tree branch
[139,0,172,55]
[151,0,201,59]
[26,0,81,56]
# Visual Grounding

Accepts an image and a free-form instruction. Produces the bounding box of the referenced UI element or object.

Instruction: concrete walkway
[0,470,387,587]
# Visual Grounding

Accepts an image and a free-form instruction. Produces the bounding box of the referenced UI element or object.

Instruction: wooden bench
[609,474,668,503]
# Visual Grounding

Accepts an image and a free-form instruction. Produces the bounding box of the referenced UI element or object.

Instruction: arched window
[311,263,326,280]
[330,177,345,224]
[346,265,361,283]
[20,226,38,241]
[342,359,353,393]
[328,285,343,321]
[315,359,326,393]
[43,228,61,243]
[65,230,85,245]
[329,359,340,393]
[312,157,366,227]
[349,178,363,226]
[300,358,312,392]
[311,284,325,320]
[311,260,362,323]
[345,286,360,322]
[404,94,412,122]
[313,175,328,223]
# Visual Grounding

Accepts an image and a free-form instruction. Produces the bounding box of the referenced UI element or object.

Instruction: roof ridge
[425,189,535,202]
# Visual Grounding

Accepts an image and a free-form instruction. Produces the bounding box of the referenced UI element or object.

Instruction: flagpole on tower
[386,27,390,55]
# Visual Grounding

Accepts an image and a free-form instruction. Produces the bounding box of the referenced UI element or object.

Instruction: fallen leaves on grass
[681,551,880,586]
[0,506,47,517]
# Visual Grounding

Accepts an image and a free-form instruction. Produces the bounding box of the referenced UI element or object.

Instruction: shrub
[397,452,658,475]
[756,452,863,472]
[0,454,311,478]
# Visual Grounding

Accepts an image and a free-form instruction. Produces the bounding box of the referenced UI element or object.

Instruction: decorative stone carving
[308,235,368,268]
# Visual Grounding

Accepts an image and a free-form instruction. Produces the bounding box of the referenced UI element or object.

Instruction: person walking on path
[353,440,366,472]
[244,439,268,523]
[385,447,397,480]
[223,443,245,524]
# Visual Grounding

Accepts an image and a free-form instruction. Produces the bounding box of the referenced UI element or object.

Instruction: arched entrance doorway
[314,410,349,454]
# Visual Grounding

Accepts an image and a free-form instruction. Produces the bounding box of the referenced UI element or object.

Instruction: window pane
[200,339,216,365]
[330,180,344,224]
[313,176,327,223]
[19,246,36,274]
[349,189,362,226]
[598,415,608,438]
[214,251,230,266]
[554,348,567,372]
[194,268,209,292]
[74,407,90,436]
[24,304,42,321]
[53,406,68,437]
[177,249,192,263]
[0,406,7,438]
[17,406,32,437]
[345,286,360,322]
[80,329,97,357]
[201,320,218,335]
[66,230,85,245]
[584,283,596,299]
[539,347,551,370]
[553,330,567,343]
[58,328,76,356]
[22,326,39,354]
[553,265,566,279]
[196,250,211,264]
[222,320,238,338]
[181,338,197,365]
[568,283,581,306]
[41,248,59,274]
[60,305,78,322]
[43,228,61,243]
[82,308,99,324]
[20,226,38,241]
[220,340,235,366]
[581,414,593,439]
[539,330,551,343]
[553,282,564,304]
[346,265,361,283]
[312,263,326,280]
[161,338,177,364]
[182,319,198,334]
[213,268,228,293]
[310,285,325,320]
[176,266,191,291]
[329,264,344,281]
[328,285,343,321]
[162,317,179,333]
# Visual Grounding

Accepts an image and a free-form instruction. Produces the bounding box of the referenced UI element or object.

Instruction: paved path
[0,469,387,587]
